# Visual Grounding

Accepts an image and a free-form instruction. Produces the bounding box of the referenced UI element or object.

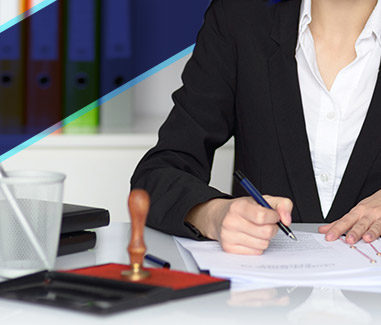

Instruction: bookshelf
[0,1,228,223]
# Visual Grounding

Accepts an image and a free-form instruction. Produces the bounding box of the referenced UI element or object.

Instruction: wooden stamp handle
[128,189,150,267]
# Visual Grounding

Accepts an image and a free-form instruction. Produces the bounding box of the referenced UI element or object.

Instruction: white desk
[1,223,381,325]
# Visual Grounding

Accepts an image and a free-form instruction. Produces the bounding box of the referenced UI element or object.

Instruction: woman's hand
[186,196,293,255]
[319,190,381,244]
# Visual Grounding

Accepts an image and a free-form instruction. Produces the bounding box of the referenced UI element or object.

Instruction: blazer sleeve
[130,0,237,239]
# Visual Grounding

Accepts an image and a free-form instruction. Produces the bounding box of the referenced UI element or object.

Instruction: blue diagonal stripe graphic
[0,0,56,34]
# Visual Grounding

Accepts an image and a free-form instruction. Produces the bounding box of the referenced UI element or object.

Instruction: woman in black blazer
[131,0,381,254]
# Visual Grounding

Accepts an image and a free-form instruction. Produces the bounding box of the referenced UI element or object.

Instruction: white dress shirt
[295,0,381,217]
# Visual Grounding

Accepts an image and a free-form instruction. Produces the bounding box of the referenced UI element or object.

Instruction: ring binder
[0,0,26,135]
[26,0,63,134]
[63,0,100,134]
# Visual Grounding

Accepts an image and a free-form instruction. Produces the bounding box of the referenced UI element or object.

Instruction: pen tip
[289,233,297,241]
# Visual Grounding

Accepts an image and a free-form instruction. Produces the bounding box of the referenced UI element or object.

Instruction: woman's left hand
[319,190,381,244]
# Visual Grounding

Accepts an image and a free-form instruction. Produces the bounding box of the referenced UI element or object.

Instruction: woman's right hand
[186,196,293,255]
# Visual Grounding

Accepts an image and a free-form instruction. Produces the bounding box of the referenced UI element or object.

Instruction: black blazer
[131,0,381,239]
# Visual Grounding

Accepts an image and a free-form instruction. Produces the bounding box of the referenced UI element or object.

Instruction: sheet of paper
[175,231,381,287]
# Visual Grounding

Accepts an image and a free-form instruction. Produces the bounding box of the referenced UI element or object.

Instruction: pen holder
[0,170,65,278]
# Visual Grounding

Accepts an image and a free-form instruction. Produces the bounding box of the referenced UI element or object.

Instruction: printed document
[175,231,381,287]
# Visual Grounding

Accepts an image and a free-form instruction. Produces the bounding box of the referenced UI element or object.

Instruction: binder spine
[100,0,133,132]
[63,0,100,134]
[0,0,26,134]
[25,0,63,134]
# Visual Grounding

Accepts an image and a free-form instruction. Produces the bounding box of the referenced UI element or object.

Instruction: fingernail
[346,234,356,244]
[326,232,335,241]
[364,232,374,242]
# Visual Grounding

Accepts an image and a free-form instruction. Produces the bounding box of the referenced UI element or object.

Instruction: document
[175,231,381,288]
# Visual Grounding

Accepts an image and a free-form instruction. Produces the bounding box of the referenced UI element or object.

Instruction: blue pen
[234,170,297,241]
[144,254,171,268]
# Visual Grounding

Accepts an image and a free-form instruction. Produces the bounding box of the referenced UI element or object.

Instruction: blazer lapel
[267,0,324,222]
[326,69,381,222]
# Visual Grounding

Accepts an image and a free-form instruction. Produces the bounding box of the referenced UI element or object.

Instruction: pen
[144,254,171,268]
[233,170,297,241]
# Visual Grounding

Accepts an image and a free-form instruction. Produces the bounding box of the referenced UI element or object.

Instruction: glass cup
[0,170,66,278]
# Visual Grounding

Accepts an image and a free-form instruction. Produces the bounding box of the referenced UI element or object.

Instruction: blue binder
[99,0,133,132]
[63,0,100,134]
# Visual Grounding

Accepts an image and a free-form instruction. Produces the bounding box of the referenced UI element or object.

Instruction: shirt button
[326,112,336,120]
[320,174,329,183]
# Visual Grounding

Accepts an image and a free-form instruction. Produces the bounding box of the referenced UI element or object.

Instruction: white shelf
[32,133,234,149]
[32,133,159,149]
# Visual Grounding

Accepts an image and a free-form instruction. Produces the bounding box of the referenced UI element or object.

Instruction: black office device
[58,203,110,256]
[60,203,110,234]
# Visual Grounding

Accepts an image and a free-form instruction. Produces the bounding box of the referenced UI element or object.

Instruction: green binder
[62,0,100,134]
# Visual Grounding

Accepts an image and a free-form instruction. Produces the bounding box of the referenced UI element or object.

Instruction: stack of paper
[175,231,381,290]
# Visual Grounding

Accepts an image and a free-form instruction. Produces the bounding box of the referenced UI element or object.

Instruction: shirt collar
[296,0,312,50]
[298,0,311,35]
[297,0,381,48]
[362,0,381,46]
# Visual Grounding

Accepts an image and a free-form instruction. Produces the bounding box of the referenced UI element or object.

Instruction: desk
[1,223,381,325]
